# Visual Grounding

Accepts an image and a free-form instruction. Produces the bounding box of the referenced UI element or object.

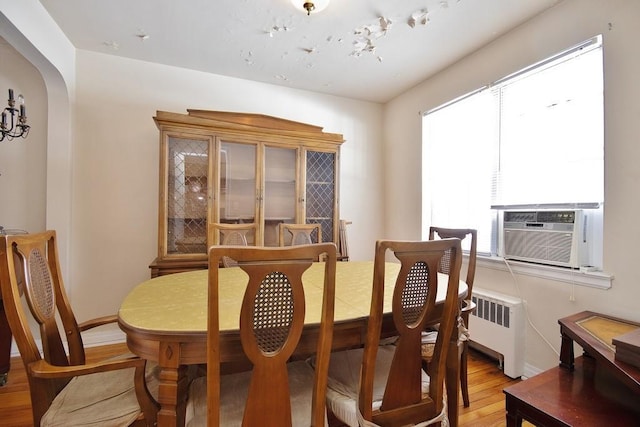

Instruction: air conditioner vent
[501,210,588,268]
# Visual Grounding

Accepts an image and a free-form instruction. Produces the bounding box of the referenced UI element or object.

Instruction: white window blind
[492,40,604,207]
[422,89,496,253]
[422,36,603,256]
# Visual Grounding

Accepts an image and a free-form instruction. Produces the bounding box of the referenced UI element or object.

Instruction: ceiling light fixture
[291,0,330,15]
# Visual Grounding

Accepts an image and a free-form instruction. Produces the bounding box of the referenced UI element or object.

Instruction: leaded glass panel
[306,151,335,243]
[167,137,208,254]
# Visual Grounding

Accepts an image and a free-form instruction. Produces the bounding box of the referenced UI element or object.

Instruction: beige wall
[0,38,47,233]
[383,0,640,371]
[1,1,76,280]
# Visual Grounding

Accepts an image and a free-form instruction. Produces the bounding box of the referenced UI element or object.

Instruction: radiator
[468,288,525,378]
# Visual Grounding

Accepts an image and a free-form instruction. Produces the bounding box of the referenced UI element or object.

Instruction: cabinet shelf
[227,177,255,182]
[266,180,296,184]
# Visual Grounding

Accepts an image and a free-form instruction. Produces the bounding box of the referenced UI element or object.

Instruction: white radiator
[468,288,525,378]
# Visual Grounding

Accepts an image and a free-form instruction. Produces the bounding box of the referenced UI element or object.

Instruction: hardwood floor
[0,345,527,426]
[458,349,525,426]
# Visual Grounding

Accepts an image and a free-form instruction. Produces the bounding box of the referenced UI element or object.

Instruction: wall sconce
[1,89,30,142]
[291,0,330,15]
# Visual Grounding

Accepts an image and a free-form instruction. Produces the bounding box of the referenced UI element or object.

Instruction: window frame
[421,35,611,288]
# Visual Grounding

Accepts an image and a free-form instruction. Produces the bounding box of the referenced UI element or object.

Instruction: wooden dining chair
[323,238,462,427]
[422,227,477,407]
[208,222,257,267]
[185,243,337,426]
[279,223,322,246]
[0,230,159,426]
[337,219,352,261]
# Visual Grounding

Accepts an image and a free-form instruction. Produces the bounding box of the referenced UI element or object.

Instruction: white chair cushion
[186,360,327,427]
[323,345,430,427]
[41,362,159,427]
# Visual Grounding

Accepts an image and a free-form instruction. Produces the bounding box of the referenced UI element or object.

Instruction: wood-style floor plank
[0,345,526,426]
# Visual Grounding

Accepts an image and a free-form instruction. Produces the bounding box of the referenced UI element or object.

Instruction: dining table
[118,260,468,427]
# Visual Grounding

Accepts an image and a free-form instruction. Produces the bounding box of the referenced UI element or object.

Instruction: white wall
[383,0,640,371]
[69,51,384,321]
[1,2,384,344]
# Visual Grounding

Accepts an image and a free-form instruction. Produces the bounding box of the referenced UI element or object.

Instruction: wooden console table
[504,311,640,426]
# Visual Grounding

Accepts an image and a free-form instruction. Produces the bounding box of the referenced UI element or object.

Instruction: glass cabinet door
[263,146,298,246]
[305,150,336,243]
[153,110,344,276]
[166,136,210,256]
[219,141,257,244]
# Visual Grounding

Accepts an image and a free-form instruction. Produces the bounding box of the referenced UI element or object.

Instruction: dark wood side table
[0,300,11,386]
[504,356,640,426]
[558,311,640,393]
[503,311,640,426]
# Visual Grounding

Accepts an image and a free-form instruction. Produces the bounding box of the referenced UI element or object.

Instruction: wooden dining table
[118,260,468,427]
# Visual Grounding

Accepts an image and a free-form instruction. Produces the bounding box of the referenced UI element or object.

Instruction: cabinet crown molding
[154,110,344,145]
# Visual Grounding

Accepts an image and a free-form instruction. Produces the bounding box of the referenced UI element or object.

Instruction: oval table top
[118,261,466,335]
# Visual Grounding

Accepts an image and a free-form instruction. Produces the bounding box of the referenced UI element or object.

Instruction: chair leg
[327,407,349,427]
[460,341,470,407]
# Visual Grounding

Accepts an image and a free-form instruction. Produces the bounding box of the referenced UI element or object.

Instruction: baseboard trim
[10,329,127,358]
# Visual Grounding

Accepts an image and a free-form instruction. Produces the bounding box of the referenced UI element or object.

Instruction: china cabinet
[149,110,344,277]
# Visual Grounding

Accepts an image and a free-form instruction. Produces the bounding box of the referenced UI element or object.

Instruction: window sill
[476,255,613,290]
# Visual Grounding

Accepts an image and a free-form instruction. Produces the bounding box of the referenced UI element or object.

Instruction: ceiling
[38,0,562,103]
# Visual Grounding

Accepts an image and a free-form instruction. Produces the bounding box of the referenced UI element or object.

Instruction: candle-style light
[1,88,30,142]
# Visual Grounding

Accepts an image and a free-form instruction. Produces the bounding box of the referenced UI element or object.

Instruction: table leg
[157,342,191,427]
[559,333,574,370]
[504,394,524,427]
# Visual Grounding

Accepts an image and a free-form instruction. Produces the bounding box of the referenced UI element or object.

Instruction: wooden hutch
[149,110,344,277]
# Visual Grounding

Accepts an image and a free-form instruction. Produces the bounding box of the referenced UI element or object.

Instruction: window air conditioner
[500,210,588,268]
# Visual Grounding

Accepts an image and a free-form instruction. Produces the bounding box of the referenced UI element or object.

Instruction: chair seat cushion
[323,345,430,427]
[421,331,438,359]
[186,360,326,427]
[41,362,159,427]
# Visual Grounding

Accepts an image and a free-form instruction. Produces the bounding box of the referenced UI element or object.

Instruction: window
[422,36,604,268]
